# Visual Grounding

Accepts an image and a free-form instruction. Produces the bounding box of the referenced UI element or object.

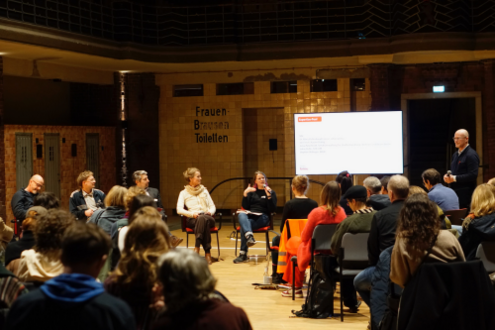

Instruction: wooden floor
[170,223,370,330]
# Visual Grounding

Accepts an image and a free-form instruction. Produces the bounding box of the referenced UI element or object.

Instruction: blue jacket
[69,189,106,221]
[428,184,459,211]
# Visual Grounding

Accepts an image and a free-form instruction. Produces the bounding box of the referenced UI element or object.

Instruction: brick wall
[0,57,5,220]
[5,125,116,222]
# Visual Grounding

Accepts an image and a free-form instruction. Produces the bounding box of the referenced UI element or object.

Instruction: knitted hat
[343,185,367,200]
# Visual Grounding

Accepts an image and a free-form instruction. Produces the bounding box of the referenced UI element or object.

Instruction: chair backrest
[444,208,468,226]
[476,241,495,273]
[312,224,338,252]
[341,233,369,269]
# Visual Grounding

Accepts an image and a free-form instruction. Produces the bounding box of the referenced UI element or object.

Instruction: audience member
[0,261,27,328]
[390,194,465,288]
[17,209,74,282]
[5,207,46,271]
[363,176,391,211]
[0,217,14,256]
[177,167,217,265]
[234,171,277,264]
[443,129,480,208]
[11,174,44,222]
[488,177,495,187]
[336,170,354,215]
[408,186,451,230]
[354,175,409,308]
[110,186,148,238]
[153,249,252,330]
[105,207,170,329]
[422,168,459,211]
[5,223,135,330]
[133,170,164,209]
[88,185,128,235]
[33,191,60,209]
[281,182,347,301]
[69,170,106,221]
[380,176,390,195]
[271,175,318,283]
[459,184,495,259]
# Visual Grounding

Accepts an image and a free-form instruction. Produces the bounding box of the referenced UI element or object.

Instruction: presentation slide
[294,111,403,175]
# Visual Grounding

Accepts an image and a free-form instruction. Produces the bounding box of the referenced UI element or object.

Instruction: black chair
[476,241,495,273]
[232,212,274,259]
[444,208,468,226]
[180,208,222,258]
[336,232,369,321]
[291,224,338,300]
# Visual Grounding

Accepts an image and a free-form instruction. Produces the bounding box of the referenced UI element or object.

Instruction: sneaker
[170,235,183,248]
[246,235,256,247]
[233,254,249,264]
[278,283,308,290]
[347,300,361,313]
[281,288,303,298]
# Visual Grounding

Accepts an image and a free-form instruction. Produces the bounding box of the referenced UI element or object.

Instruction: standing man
[69,171,106,221]
[444,129,480,209]
[11,174,44,222]
[133,170,163,209]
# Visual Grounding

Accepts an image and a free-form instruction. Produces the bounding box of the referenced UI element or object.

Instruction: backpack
[291,255,335,319]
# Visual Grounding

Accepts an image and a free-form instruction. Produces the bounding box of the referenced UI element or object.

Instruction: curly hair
[34,209,75,255]
[33,192,60,209]
[111,207,170,291]
[125,186,147,210]
[320,181,341,217]
[397,193,439,254]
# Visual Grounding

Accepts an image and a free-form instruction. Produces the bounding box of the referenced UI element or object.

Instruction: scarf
[184,185,208,212]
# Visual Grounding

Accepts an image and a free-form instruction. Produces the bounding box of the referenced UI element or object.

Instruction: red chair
[445,208,468,226]
[232,211,274,258]
[180,209,222,258]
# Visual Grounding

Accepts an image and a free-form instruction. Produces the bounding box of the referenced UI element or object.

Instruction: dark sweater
[11,189,36,221]
[280,198,318,232]
[339,197,353,216]
[152,299,252,330]
[5,231,35,266]
[368,194,391,211]
[459,213,495,260]
[242,189,277,215]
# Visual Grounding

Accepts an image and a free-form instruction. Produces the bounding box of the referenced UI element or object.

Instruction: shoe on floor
[347,300,361,313]
[170,235,183,248]
[246,235,256,247]
[281,288,303,298]
[233,254,249,264]
[272,273,283,284]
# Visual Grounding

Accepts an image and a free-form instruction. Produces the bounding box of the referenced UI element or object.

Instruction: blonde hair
[125,186,146,210]
[471,184,495,218]
[104,185,128,208]
[183,167,200,183]
[77,170,94,188]
[488,178,495,187]
[292,175,309,195]
[253,170,267,189]
[408,185,427,197]
[320,181,341,217]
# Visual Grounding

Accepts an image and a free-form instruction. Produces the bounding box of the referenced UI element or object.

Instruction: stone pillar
[369,63,403,111]
[0,57,6,220]
[483,60,495,181]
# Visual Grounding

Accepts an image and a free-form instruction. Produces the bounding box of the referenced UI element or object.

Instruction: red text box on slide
[297,116,322,123]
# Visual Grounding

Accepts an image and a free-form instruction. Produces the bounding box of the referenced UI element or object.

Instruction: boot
[205,253,213,265]
[194,247,200,254]
[170,235,183,248]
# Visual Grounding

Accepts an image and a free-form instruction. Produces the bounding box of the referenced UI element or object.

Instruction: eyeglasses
[32,181,44,188]
[453,137,466,141]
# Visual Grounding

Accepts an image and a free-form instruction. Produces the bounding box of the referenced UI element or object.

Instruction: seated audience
[89,185,128,235]
[17,209,74,282]
[177,167,217,264]
[0,217,14,255]
[380,176,390,195]
[234,171,277,264]
[408,186,452,230]
[105,207,170,329]
[363,176,391,211]
[459,184,495,259]
[110,186,148,238]
[33,191,60,209]
[390,194,465,288]
[153,249,252,330]
[281,182,347,300]
[69,170,106,221]
[11,174,44,223]
[354,175,409,308]
[5,207,46,272]
[488,178,495,187]
[0,262,27,328]
[271,175,318,283]
[336,170,354,215]
[422,168,459,211]
[5,223,135,330]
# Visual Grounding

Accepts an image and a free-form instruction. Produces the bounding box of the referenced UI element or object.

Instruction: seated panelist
[69,171,105,221]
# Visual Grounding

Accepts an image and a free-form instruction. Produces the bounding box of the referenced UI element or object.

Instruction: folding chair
[444,208,468,226]
[291,224,338,300]
[476,241,495,273]
[336,232,369,321]
[232,212,274,259]
[180,208,222,258]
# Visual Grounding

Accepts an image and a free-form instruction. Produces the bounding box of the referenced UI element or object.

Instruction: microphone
[447,170,452,177]
[263,184,272,193]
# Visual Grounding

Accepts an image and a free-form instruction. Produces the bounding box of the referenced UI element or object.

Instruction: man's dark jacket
[450,145,479,208]
[11,190,36,221]
[368,194,391,211]
[5,230,35,266]
[69,189,106,221]
[147,187,164,209]
[367,200,404,266]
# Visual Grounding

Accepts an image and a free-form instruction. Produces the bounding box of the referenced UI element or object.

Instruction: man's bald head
[456,129,469,139]
[454,129,469,151]
[26,174,44,194]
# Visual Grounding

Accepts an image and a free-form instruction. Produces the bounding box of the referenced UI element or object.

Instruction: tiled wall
[157,75,371,211]
[5,125,116,222]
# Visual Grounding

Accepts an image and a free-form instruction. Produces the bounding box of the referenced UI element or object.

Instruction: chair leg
[216,231,220,259]
[186,233,189,249]
[340,276,344,322]
[292,261,296,301]
[235,230,238,256]
[265,231,270,260]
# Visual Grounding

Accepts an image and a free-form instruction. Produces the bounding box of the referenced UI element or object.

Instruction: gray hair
[132,170,148,183]
[363,176,381,194]
[387,175,410,199]
[158,249,217,313]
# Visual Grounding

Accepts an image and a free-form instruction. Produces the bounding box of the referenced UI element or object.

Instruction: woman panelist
[233,171,277,264]
[177,167,216,265]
